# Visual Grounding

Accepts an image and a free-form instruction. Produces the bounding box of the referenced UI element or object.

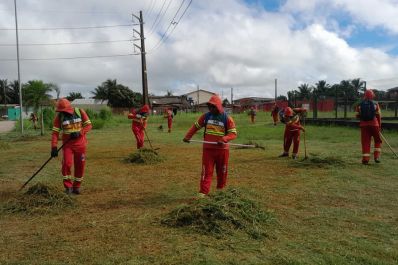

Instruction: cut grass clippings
[126,148,164,164]
[1,182,74,214]
[161,188,274,240]
[295,153,346,168]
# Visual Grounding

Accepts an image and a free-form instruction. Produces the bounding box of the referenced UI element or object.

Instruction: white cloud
[0,0,398,100]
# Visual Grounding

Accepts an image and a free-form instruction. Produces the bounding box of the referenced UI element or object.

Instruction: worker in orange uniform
[128,105,150,149]
[248,106,256,123]
[279,107,306,159]
[183,95,237,197]
[51,98,92,195]
[271,103,279,125]
[163,107,174,133]
[356,89,382,164]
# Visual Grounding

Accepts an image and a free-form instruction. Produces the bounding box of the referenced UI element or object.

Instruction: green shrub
[99,107,112,120]
[85,109,98,120]
[91,119,105,129]
[42,107,55,129]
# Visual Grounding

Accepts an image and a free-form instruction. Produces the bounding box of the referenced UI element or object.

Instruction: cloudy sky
[1,0,398,100]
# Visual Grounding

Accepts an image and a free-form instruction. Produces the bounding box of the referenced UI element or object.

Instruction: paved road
[0,121,16,133]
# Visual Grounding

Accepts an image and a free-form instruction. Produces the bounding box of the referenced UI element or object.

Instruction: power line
[147,0,173,37]
[148,0,167,33]
[0,53,139,62]
[148,0,187,52]
[0,39,133,47]
[0,24,134,31]
[148,0,193,53]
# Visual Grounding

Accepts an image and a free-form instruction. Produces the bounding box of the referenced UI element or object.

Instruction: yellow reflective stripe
[63,175,72,180]
[206,131,225,136]
[374,148,381,151]
[83,120,91,125]
[52,127,61,132]
[194,122,201,129]
[73,177,83,182]
[362,153,370,157]
[227,128,237,133]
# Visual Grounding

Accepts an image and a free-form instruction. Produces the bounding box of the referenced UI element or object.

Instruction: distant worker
[183,94,237,197]
[279,107,306,159]
[271,103,280,125]
[51,98,92,195]
[356,89,382,164]
[29,113,38,130]
[163,107,174,133]
[128,105,150,149]
[248,106,257,123]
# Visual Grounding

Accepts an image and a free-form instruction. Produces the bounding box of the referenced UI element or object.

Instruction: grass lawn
[0,112,397,265]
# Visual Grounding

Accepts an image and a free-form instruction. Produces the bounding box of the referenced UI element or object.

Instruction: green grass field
[0,112,397,265]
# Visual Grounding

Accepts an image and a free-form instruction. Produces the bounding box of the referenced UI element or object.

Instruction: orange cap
[284,107,293,117]
[364,89,375,100]
[56,98,73,114]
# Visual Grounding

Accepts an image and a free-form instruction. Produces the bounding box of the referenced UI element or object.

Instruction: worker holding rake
[128,104,150,149]
[279,107,306,159]
[51,98,92,195]
[163,107,173,133]
[183,94,237,197]
[271,103,279,125]
[356,89,382,165]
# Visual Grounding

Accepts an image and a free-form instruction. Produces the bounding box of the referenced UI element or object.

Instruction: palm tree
[8,80,20,104]
[23,80,54,135]
[339,80,352,118]
[91,79,142,108]
[297,83,312,100]
[50,83,61,100]
[0,79,10,108]
[350,78,365,98]
[66,92,83,102]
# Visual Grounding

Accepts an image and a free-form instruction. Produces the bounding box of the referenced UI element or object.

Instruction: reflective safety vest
[200,112,234,137]
[52,108,89,134]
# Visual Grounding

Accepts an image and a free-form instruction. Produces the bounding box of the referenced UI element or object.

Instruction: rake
[187,139,265,149]
[380,132,398,158]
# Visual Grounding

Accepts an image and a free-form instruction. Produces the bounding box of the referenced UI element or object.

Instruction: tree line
[0,78,143,111]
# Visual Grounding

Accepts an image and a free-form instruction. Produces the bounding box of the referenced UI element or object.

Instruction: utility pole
[230,87,233,111]
[274,78,277,102]
[14,0,23,133]
[133,11,149,105]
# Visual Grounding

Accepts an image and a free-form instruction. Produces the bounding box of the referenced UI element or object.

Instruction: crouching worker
[128,105,150,149]
[279,107,305,159]
[51,98,92,195]
[183,95,237,197]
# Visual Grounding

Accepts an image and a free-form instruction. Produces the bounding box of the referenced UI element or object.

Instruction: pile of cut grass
[296,153,346,168]
[161,188,274,239]
[126,148,163,164]
[2,183,74,214]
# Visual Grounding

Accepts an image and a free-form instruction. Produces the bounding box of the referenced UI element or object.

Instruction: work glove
[183,138,190,143]
[70,132,81,139]
[51,147,58,158]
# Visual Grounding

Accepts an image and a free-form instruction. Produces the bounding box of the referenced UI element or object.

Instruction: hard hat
[364,89,375,100]
[56,98,73,113]
[284,107,293,117]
